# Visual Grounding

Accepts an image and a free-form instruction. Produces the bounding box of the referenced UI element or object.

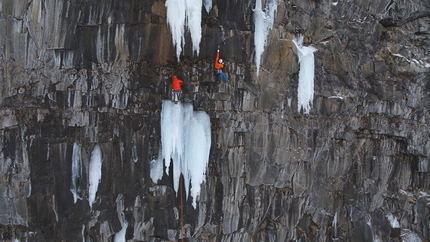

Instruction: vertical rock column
[0,109,30,228]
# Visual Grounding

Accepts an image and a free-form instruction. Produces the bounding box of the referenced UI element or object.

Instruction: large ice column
[182,108,211,207]
[88,145,103,210]
[253,0,280,75]
[292,35,317,114]
[160,101,184,193]
[166,0,203,60]
[70,142,82,203]
[150,100,211,208]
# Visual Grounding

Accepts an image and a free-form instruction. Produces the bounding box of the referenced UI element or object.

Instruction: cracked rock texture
[0,0,429,241]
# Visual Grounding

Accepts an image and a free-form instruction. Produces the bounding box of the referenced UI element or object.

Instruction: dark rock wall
[0,0,429,241]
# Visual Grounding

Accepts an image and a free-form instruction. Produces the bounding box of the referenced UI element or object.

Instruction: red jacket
[214,50,224,70]
[172,76,183,91]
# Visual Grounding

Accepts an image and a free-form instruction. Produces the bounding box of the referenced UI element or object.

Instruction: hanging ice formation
[71,142,83,203]
[253,0,280,75]
[166,0,204,60]
[292,35,317,114]
[203,0,212,13]
[88,145,103,210]
[150,100,211,208]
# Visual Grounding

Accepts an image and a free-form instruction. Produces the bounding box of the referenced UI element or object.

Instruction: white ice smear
[292,35,316,114]
[150,149,164,183]
[253,0,265,75]
[70,142,82,203]
[332,212,338,237]
[88,145,103,210]
[387,214,400,228]
[113,221,128,242]
[390,50,430,68]
[132,132,138,163]
[401,231,422,242]
[253,0,280,75]
[166,0,202,60]
[220,25,227,44]
[419,191,429,197]
[150,100,211,208]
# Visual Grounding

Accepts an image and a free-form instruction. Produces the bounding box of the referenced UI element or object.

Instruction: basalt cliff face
[0,0,429,241]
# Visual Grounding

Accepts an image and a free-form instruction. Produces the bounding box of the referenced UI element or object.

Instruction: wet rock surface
[0,0,429,241]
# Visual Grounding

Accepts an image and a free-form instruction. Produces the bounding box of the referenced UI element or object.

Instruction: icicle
[166,0,202,59]
[185,0,202,55]
[253,0,280,75]
[88,145,103,210]
[70,142,82,203]
[132,132,138,163]
[332,212,337,238]
[166,0,186,60]
[203,0,212,13]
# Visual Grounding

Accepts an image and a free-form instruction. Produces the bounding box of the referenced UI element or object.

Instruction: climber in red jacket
[214,48,228,82]
[171,75,183,104]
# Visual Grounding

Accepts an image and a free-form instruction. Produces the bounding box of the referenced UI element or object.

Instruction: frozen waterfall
[88,145,103,210]
[292,35,316,114]
[150,100,211,208]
